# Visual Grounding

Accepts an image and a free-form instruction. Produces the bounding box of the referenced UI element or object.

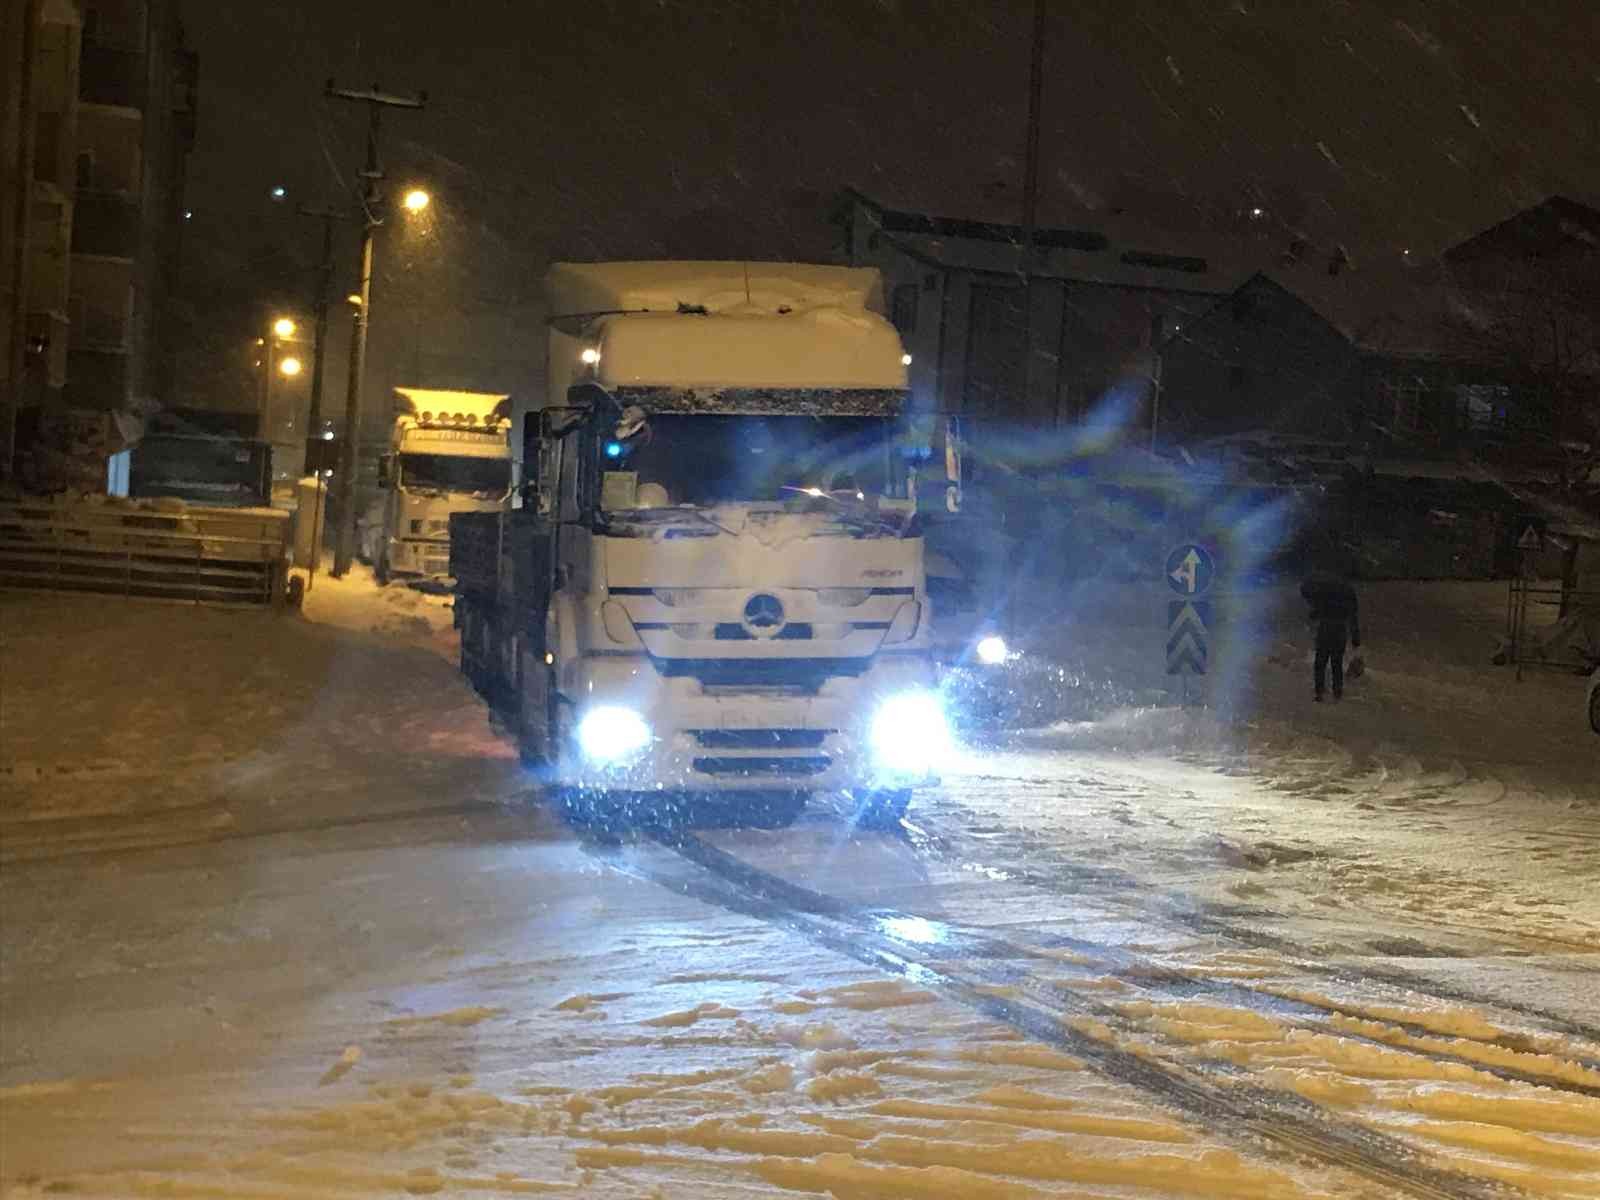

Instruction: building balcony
[71,190,140,259]
[80,42,146,110]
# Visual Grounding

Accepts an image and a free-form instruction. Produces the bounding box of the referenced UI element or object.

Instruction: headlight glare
[870,690,951,773]
[975,635,1008,665]
[576,706,651,765]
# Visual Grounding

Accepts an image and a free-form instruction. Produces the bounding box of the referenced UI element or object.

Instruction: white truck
[451,262,950,828]
[373,388,514,584]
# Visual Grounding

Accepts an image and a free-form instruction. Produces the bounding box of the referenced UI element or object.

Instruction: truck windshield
[399,453,511,496]
[605,414,898,507]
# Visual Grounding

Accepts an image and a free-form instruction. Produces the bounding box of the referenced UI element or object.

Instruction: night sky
[175,0,1600,414]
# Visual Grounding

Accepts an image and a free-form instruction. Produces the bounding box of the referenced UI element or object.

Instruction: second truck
[373,388,514,584]
[452,262,951,827]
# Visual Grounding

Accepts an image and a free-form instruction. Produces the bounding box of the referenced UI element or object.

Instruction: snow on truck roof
[590,308,908,392]
[544,261,886,317]
[545,263,908,393]
[392,389,511,421]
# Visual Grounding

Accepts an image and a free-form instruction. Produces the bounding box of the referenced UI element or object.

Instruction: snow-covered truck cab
[453,262,949,828]
[375,388,513,583]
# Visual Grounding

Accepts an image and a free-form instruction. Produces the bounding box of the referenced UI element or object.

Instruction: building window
[891,284,918,337]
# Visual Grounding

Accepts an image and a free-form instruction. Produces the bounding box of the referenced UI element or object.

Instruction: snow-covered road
[3,581,1597,1198]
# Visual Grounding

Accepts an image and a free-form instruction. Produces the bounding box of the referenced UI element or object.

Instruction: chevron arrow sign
[1167,600,1211,675]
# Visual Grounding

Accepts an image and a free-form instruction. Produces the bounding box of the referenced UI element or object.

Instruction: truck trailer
[374,388,513,583]
[451,262,949,828]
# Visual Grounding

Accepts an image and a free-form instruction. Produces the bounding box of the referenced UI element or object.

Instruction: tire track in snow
[662,830,1600,1098]
[907,810,1600,1047]
[0,798,511,865]
[597,833,1530,1200]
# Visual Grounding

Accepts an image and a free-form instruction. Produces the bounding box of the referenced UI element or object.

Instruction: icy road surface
[2,580,1598,1198]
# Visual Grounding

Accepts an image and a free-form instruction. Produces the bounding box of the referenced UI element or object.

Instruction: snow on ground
[0,569,516,863]
[982,580,1600,952]
[2,573,1597,1198]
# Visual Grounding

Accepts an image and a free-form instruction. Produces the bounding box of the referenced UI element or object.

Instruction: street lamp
[402,188,431,212]
[260,316,305,452]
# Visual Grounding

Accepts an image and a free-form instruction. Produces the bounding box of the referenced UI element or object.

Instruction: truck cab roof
[544,262,908,404]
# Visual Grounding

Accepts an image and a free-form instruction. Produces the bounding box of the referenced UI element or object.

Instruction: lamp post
[259,317,307,472]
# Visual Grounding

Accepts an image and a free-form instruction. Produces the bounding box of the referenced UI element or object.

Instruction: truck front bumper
[551,652,945,794]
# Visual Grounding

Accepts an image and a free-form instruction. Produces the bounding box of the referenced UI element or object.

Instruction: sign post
[1511,525,1542,681]
[1165,542,1215,704]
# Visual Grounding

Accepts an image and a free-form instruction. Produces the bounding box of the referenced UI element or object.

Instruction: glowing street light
[402,188,431,213]
[273,317,297,338]
[346,293,363,306]
[278,356,303,377]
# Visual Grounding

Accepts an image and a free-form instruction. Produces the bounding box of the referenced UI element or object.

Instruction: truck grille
[692,755,831,777]
[691,729,829,750]
[713,622,813,641]
[656,657,868,693]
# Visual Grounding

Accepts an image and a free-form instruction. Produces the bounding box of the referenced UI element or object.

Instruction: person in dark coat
[1300,573,1361,701]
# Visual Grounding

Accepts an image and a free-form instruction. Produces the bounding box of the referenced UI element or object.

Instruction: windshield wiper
[677,508,742,538]
[784,486,907,537]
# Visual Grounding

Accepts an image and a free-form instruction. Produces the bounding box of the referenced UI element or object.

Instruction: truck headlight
[975,635,1009,665]
[576,706,651,765]
[870,690,951,773]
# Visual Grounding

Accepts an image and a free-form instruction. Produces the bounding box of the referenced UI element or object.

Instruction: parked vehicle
[374,388,512,583]
[452,261,947,828]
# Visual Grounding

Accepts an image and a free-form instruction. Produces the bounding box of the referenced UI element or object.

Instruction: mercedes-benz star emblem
[741,593,786,639]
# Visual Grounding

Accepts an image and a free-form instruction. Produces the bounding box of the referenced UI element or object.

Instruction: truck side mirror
[376,453,393,488]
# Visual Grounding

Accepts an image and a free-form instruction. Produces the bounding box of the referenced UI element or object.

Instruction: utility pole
[1002,0,1047,639]
[294,205,346,591]
[295,205,344,437]
[325,80,426,578]
[1020,0,1046,278]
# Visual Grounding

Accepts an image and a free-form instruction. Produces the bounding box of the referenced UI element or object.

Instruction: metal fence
[0,501,291,606]
[1505,578,1600,679]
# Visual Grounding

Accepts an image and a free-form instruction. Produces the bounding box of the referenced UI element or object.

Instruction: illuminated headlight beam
[576,706,651,765]
[975,635,1009,665]
[870,690,951,773]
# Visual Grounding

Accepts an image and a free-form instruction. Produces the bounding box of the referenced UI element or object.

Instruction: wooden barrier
[0,500,290,606]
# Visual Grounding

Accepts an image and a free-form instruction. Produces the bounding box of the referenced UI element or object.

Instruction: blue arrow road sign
[1165,543,1215,597]
[1167,600,1210,675]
